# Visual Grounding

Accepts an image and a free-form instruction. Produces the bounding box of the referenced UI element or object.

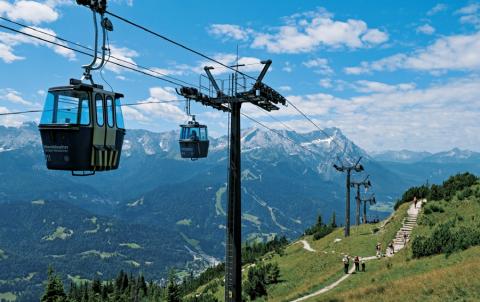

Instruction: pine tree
[166,271,181,302]
[316,213,323,227]
[139,275,148,296]
[92,278,102,295]
[41,267,67,302]
[330,211,337,228]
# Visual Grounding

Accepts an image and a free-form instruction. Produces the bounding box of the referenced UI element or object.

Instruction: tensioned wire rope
[0,18,353,165]
[105,9,355,164]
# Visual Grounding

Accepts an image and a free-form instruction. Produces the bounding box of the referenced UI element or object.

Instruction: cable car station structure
[178,60,287,302]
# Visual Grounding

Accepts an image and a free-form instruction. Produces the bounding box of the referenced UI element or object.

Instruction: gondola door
[92,93,107,170]
[104,95,118,170]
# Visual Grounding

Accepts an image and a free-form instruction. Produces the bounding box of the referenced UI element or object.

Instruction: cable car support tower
[178,60,286,302]
[350,175,371,226]
[333,157,364,237]
[361,194,376,224]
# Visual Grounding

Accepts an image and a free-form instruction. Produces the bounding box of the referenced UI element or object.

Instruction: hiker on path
[361,258,366,272]
[343,255,350,274]
[403,230,408,244]
[413,195,418,208]
[354,256,360,272]
[388,241,395,255]
[375,242,382,258]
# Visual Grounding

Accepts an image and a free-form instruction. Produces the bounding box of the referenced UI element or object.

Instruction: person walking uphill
[343,255,350,274]
[375,242,382,258]
[413,195,417,208]
[354,256,360,272]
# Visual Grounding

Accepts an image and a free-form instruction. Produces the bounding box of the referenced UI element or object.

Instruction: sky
[0,0,479,153]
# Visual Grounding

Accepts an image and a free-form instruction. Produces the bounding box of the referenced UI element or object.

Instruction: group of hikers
[341,196,420,274]
[342,255,365,274]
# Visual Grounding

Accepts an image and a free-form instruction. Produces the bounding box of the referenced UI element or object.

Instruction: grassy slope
[189,203,412,301]
[317,183,480,302]
[191,183,480,301]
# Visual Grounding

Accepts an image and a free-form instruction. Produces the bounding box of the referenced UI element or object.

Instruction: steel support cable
[103,10,355,164]
[105,10,258,81]
[1,17,354,166]
[0,23,192,87]
[0,17,197,87]
[284,99,354,164]
[104,11,354,162]
[240,112,319,157]
[0,100,182,116]
[258,109,341,170]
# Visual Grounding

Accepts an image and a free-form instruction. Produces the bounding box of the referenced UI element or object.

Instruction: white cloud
[0,26,76,62]
[456,3,480,27]
[105,44,139,73]
[123,87,185,125]
[278,85,292,92]
[345,31,480,74]
[111,0,134,7]
[104,45,189,78]
[0,88,32,105]
[0,43,23,63]
[282,61,293,73]
[416,24,435,35]
[1,1,59,24]
[319,78,333,88]
[261,76,480,152]
[148,65,189,77]
[361,29,389,44]
[427,3,447,16]
[122,106,149,123]
[302,58,333,75]
[208,24,250,41]
[194,53,263,76]
[456,3,479,15]
[343,66,365,75]
[0,106,29,127]
[353,80,415,93]
[250,8,388,53]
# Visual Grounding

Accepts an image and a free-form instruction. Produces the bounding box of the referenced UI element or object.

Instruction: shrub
[458,187,473,200]
[243,263,280,300]
[412,221,480,258]
[242,236,288,265]
[394,184,430,210]
[395,173,478,209]
[313,226,334,240]
[427,204,444,213]
[305,213,334,241]
[441,173,478,201]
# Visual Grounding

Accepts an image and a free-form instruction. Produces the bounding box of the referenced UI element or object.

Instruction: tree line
[40,236,289,301]
[394,172,479,209]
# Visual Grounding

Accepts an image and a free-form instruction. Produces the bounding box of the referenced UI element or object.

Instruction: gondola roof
[48,79,124,99]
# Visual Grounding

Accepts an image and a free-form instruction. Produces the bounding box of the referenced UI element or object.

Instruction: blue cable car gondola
[38,0,125,175]
[39,80,125,175]
[179,116,209,159]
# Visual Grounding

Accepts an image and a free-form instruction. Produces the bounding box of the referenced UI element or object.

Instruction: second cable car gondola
[179,116,209,159]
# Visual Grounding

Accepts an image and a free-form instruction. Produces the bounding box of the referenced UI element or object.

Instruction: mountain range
[0,122,479,300]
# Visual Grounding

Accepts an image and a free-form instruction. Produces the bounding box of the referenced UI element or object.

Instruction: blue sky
[0,0,479,153]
